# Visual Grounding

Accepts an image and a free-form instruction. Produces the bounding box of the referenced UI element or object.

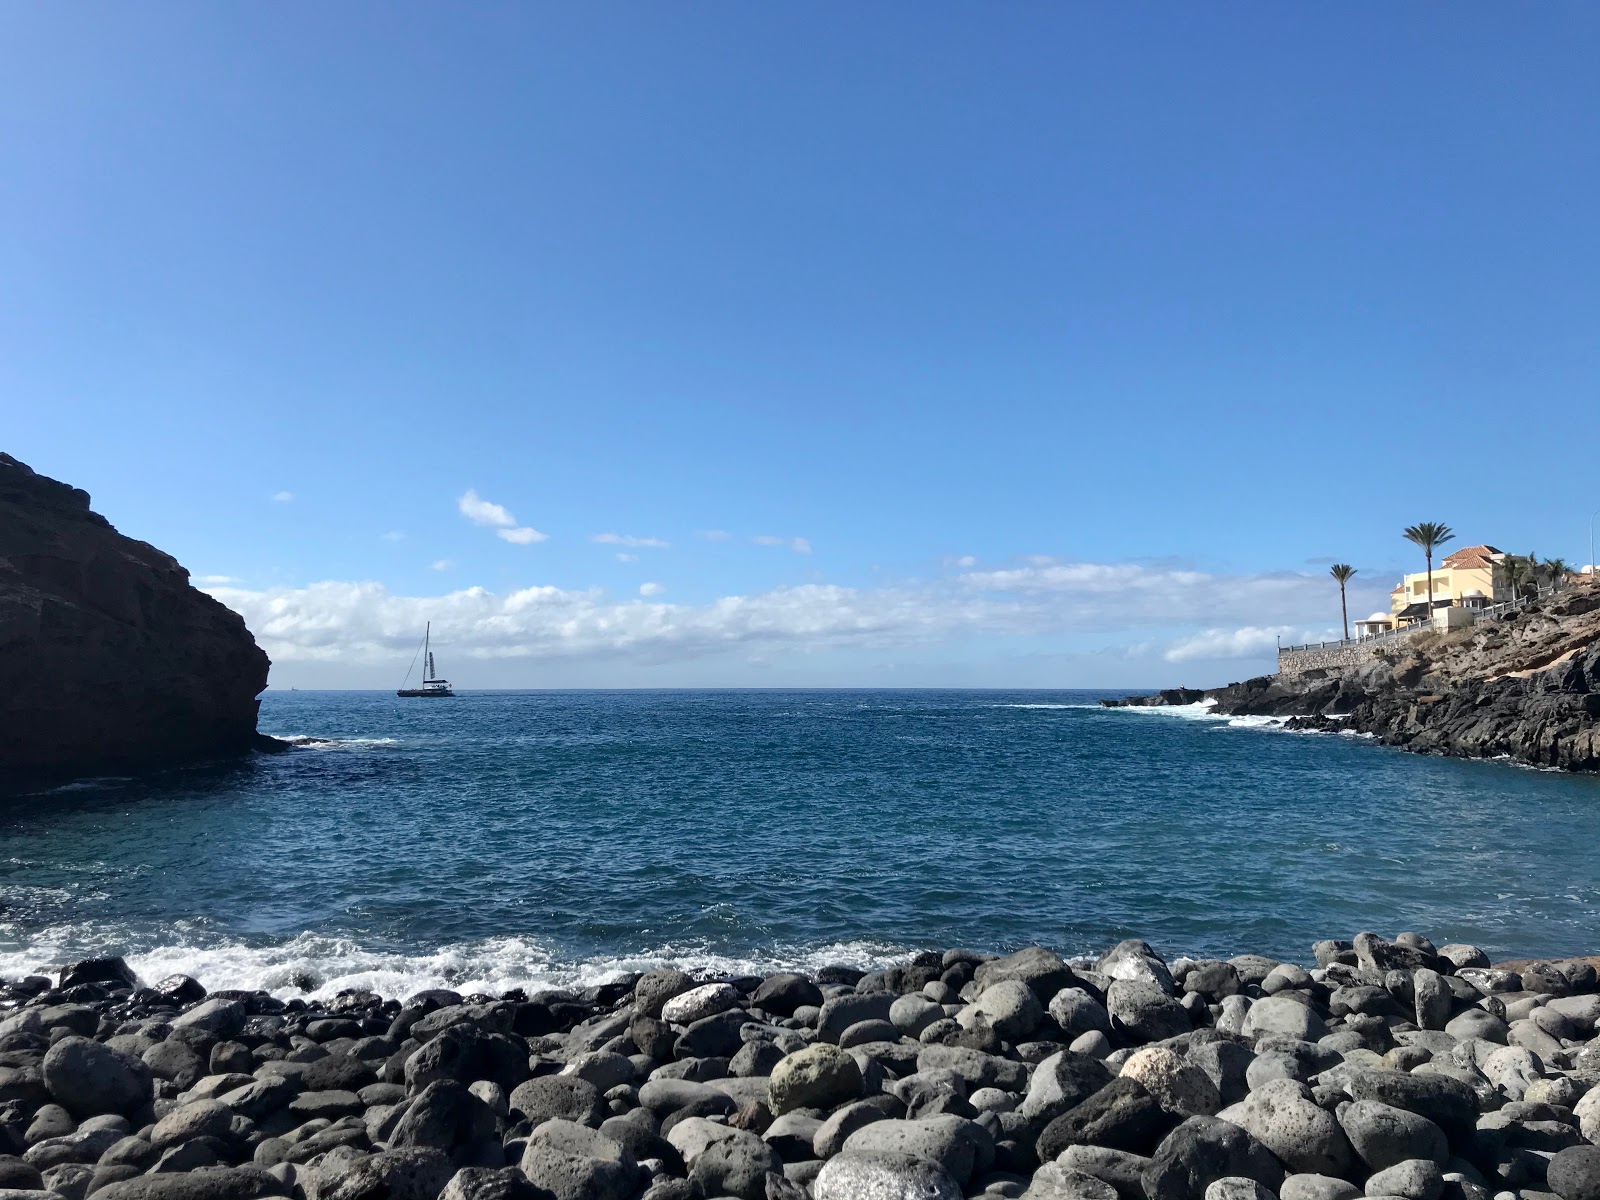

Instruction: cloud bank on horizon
[205,557,1381,685]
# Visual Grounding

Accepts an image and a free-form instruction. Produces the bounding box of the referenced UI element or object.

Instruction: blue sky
[5,4,1598,687]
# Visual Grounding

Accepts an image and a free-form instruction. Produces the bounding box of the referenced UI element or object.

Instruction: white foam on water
[270,735,403,750]
[0,927,914,1002]
[988,704,1088,710]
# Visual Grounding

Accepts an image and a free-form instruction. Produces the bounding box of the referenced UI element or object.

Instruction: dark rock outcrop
[0,453,272,774]
[1103,581,1600,772]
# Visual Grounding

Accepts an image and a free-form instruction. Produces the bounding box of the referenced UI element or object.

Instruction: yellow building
[1386,543,1509,626]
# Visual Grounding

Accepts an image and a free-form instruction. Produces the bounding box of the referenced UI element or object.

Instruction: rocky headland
[0,453,274,776]
[3,934,1600,1200]
[1105,581,1600,772]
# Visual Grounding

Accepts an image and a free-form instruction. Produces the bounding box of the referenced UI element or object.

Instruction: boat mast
[423,622,431,681]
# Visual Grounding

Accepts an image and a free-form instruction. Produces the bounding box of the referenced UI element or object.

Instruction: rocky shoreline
[1104,584,1600,773]
[4,935,1600,1200]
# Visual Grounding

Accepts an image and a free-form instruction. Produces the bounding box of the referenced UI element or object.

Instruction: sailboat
[398,623,454,697]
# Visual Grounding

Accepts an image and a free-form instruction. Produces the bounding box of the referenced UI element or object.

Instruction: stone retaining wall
[1277,641,1386,681]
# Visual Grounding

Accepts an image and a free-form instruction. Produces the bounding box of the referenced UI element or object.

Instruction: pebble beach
[4,932,1600,1200]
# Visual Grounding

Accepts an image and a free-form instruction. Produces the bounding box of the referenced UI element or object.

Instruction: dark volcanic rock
[0,453,272,774]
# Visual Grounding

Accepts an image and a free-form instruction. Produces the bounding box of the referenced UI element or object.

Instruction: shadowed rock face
[0,452,270,774]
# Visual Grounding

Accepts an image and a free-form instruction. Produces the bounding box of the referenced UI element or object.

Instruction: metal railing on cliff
[1278,585,1558,656]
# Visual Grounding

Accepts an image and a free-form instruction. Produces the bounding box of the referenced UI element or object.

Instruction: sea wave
[0,927,913,1002]
[270,735,403,750]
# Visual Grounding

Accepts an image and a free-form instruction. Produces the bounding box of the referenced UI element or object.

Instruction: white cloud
[698,530,732,542]
[430,560,453,571]
[946,555,977,568]
[457,489,516,528]
[381,531,406,543]
[616,553,638,563]
[196,574,240,585]
[497,526,548,545]
[639,582,665,597]
[1022,554,1056,566]
[210,559,1379,672]
[593,533,670,549]
[1165,626,1301,663]
[754,535,812,554]
[458,489,545,545]
[271,491,294,503]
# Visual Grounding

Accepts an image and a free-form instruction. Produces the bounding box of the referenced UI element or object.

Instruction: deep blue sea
[3,689,1598,998]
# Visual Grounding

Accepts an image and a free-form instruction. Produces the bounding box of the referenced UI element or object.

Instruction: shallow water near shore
[2,688,1598,999]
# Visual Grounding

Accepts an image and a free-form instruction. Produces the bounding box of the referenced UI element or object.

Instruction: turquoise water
[1,689,1596,998]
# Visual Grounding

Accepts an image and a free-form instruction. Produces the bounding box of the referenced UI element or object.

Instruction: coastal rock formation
[2,934,1598,1200]
[0,452,271,774]
[1105,580,1600,772]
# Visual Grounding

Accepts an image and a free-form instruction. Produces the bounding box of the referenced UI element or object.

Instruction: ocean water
[2,689,1598,1000]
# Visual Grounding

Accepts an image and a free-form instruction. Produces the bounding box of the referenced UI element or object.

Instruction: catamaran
[398,622,454,697]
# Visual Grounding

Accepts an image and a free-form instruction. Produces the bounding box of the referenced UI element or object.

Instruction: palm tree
[1545,557,1572,590]
[1330,564,1357,640]
[1502,554,1526,600]
[1402,522,1455,620]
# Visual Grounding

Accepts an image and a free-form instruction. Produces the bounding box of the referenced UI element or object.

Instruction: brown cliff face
[0,453,271,774]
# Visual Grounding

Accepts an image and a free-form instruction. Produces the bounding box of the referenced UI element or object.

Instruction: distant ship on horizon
[398,622,454,697]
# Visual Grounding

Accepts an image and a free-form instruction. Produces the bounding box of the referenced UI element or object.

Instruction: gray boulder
[811,1149,963,1200]
[974,947,1078,1006]
[817,995,896,1044]
[41,1040,152,1119]
[1280,1174,1362,1200]
[1141,1116,1284,1200]
[843,1116,988,1186]
[1019,1052,1115,1130]
[1097,941,1177,994]
[321,1148,455,1200]
[1363,1158,1443,1200]
[92,1166,283,1200]
[660,983,739,1026]
[517,1119,636,1200]
[1025,1163,1120,1200]
[686,1130,780,1200]
[1204,1180,1277,1200]
[1051,989,1113,1041]
[1243,997,1328,1043]
[438,1166,548,1200]
[958,980,1044,1042]
[1036,1079,1171,1161]
[1106,981,1188,1044]
[1548,1146,1600,1200]
[1220,1079,1355,1177]
[1058,1145,1152,1200]
[768,1045,862,1116]
[1336,1101,1448,1172]
[508,1076,604,1127]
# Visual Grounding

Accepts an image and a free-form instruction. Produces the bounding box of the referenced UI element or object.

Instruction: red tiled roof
[1442,544,1502,568]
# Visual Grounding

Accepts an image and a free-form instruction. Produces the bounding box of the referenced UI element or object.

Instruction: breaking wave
[0,927,912,1002]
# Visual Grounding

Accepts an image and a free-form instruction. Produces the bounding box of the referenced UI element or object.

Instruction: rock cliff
[1104,578,1600,772]
[0,453,272,775]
